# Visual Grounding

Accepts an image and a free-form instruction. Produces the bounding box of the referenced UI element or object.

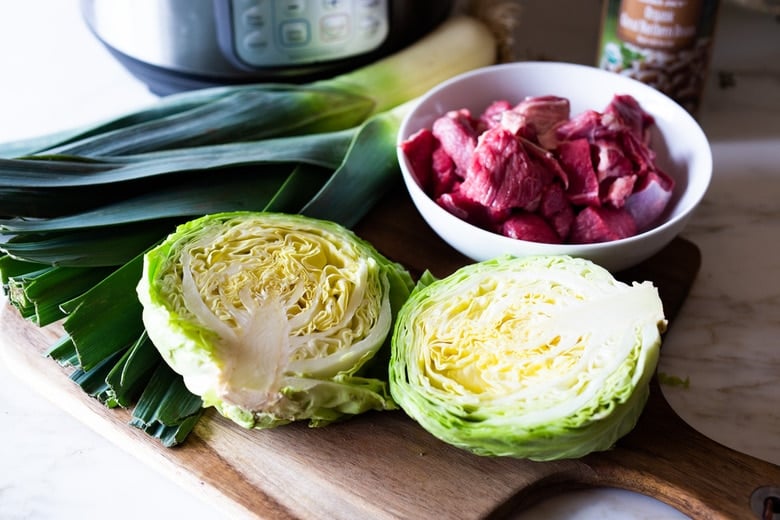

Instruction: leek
[0,16,495,159]
[0,104,409,265]
[129,363,204,448]
[5,264,114,325]
[0,130,350,189]
[0,131,350,218]
[59,254,146,372]
[0,15,497,445]
[104,332,161,408]
[46,335,80,368]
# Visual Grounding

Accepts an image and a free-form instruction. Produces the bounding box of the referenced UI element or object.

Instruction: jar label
[617,0,704,51]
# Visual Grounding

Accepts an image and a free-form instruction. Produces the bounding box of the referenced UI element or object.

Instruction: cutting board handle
[491,377,780,520]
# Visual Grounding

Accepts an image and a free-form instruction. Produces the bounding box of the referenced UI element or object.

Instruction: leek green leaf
[43,87,373,156]
[0,166,295,233]
[0,129,352,189]
[129,362,204,447]
[5,264,114,325]
[61,254,146,370]
[302,103,407,228]
[104,332,162,408]
[1,221,175,266]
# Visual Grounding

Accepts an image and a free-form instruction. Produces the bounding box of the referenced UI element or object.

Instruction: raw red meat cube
[460,126,544,212]
[437,188,509,232]
[601,174,637,208]
[432,109,478,175]
[539,182,575,240]
[399,128,437,191]
[603,94,655,143]
[478,99,513,131]
[568,206,638,244]
[625,170,675,231]
[557,138,600,207]
[501,212,562,244]
[513,95,570,149]
[429,146,458,198]
[593,136,635,182]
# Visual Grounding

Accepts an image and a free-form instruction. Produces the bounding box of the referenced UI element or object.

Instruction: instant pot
[81,0,455,95]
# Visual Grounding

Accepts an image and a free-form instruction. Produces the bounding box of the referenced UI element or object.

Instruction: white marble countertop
[0,2,778,519]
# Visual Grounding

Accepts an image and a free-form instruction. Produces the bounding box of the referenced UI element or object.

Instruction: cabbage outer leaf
[137,212,413,428]
[389,255,666,460]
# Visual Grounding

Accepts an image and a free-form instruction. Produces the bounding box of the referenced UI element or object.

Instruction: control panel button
[279,20,310,46]
[230,0,389,67]
[358,15,381,36]
[320,14,349,42]
[322,0,346,10]
[244,30,270,50]
[281,0,306,17]
[243,6,266,26]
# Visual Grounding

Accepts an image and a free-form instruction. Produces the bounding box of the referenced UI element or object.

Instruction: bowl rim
[396,60,713,253]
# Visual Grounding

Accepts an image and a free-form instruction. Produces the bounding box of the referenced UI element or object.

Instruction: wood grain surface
[2,185,779,520]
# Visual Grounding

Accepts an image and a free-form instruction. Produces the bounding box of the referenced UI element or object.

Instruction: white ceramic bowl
[397,61,712,272]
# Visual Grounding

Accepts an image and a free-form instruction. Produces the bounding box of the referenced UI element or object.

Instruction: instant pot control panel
[215,0,391,69]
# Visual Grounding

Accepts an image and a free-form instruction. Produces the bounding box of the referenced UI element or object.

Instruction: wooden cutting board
[2,185,779,520]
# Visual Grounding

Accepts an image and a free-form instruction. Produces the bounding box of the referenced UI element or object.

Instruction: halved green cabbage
[137,212,414,429]
[389,255,666,460]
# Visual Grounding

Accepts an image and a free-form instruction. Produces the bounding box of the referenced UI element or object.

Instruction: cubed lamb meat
[429,145,458,198]
[501,212,562,244]
[437,188,510,232]
[399,127,437,191]
[478,99,513,131]
[625,170,675,231]
[620,130,657,176]
[539,182,575,240]
[432,109,478,175]
[568,206,637,244]
[400,93,673,247]
[555,109,602,142]
[593,136,635,182]
[460,126,544,212]
[513,95,570,149]
[603,94,655,144]
[601,174,638,208]
[557,138,600,207]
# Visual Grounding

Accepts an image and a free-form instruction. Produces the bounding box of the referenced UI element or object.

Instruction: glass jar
[597,0,722,114]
